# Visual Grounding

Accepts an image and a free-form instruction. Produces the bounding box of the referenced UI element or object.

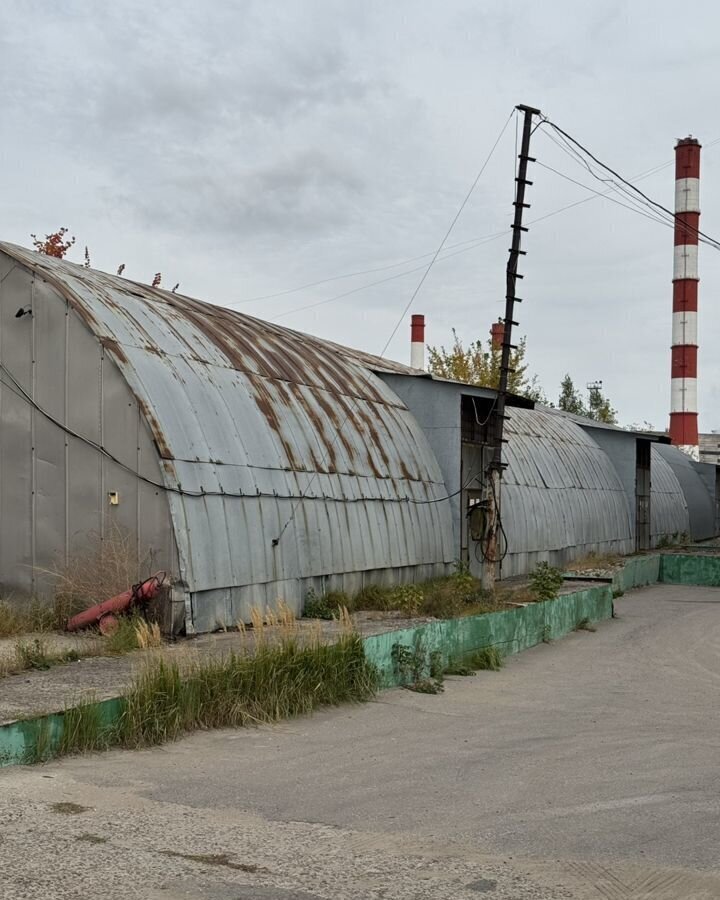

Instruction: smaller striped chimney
[410,314,425,369]
[490,318,505,350]
[669,136,701,459]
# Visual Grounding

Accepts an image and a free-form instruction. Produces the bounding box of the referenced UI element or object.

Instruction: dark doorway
[636,439,651,551]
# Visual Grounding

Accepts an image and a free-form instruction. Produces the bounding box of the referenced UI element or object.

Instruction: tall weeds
[51,633,377,759]
[36,522,156,624]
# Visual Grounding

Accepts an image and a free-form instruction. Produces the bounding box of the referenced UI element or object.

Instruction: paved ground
[1,584,719,899]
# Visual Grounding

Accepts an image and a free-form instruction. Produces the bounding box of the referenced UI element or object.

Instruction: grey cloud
[2,0,720,430]
[122,148,368,237]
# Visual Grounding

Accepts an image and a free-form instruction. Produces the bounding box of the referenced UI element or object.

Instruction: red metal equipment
[66,572,166,633]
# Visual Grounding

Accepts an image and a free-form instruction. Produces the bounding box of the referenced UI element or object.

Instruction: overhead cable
[271,108,517,545]
[540,118,720,251]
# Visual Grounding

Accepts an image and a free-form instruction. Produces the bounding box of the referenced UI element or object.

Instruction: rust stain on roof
[136,397,173,460]
[100,337,129,364]
[0,241,440,487]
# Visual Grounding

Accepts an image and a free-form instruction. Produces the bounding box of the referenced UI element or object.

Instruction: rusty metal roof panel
[1,244,455,606]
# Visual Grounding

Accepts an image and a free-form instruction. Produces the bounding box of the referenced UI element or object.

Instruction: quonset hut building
[0,244,717,632]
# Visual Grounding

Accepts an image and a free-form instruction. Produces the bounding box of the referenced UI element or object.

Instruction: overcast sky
[2,1,719,429]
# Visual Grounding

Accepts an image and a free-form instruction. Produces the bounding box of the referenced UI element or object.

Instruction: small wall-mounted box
[108,491,120,506]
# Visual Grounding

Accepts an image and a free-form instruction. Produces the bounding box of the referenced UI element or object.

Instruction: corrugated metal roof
[649,447,690,541]
[1,243,454,611]
[501,408,634,571]
[542,405,670,440]
[654,443,714,540]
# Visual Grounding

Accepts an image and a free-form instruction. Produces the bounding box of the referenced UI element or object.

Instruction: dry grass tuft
[336,606,354,633]
[276,600,295,628]
[35,522,157,627]
[249,606,266,641]
[565,552,623,573]
[50,633,378,760]
[0,597,62,637]
[134,619,162,649]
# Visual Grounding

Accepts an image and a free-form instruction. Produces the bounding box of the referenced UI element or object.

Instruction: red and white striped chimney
[669,136,701,459]
[410,314,425,369]
[490,318,505,350]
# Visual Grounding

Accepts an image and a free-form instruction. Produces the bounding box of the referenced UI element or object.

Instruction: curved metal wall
[1,244,454,631]
[501,408,634,574]
[653,443,716,540]
[650,447,690,544]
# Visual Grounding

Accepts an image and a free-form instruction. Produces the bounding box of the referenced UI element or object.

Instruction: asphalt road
[1,584,719,899]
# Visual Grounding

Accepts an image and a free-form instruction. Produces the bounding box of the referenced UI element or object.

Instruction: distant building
[700,432,720,466]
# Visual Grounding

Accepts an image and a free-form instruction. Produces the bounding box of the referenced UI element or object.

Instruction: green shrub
[420,580,467,618]
[13,639,81,673]
[302,589,333,619]
[452,558,475,588]
[353,584,390,610]
[388,584,423,616]
[15,639,52,670]
[391,637,444,693]
[529,562,564,601]
[104,616,142,654]
[325,590,351,612]
[445,645,504,675]
[471,646,504,671]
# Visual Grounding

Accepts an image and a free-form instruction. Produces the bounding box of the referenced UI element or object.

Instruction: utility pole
[481,103,541,591]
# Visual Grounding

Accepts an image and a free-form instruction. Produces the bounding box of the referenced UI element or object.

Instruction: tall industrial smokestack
[669,136,701,459]
[410,314,425,369]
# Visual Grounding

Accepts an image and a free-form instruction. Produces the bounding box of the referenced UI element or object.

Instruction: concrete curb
[660,553,720,585]
[612,555,662,593]
[2,552,718,767]
[364,584,613,689]
[0,697,123,768]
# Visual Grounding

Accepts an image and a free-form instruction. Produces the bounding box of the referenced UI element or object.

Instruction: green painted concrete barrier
[0,698,123,768]
[2,552,718,767]
[660,553,720,586]
[0,584,614,765]
[613,555,661,594]
[364,584,614,689]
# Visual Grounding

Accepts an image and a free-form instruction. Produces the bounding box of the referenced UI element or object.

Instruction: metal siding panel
[650,447,690,541]
[503,409,634,574]
[654,443,713,538]
[0,390,33,593]
[65,315,104,556]
[34,415,65,583]
[101,353,141,548]
[0,266,34,594]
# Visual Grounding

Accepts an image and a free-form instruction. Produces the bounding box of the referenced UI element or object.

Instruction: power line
[271,108,517,546]
[535,160,676,231]
[230,234,500,306]
[258,140,720,322]
[540,118,720,251]
[379,108,516,357]
[271,228,508,320]
[536,157,720,250]
[0,361,463,507]
[540,128,688,232]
